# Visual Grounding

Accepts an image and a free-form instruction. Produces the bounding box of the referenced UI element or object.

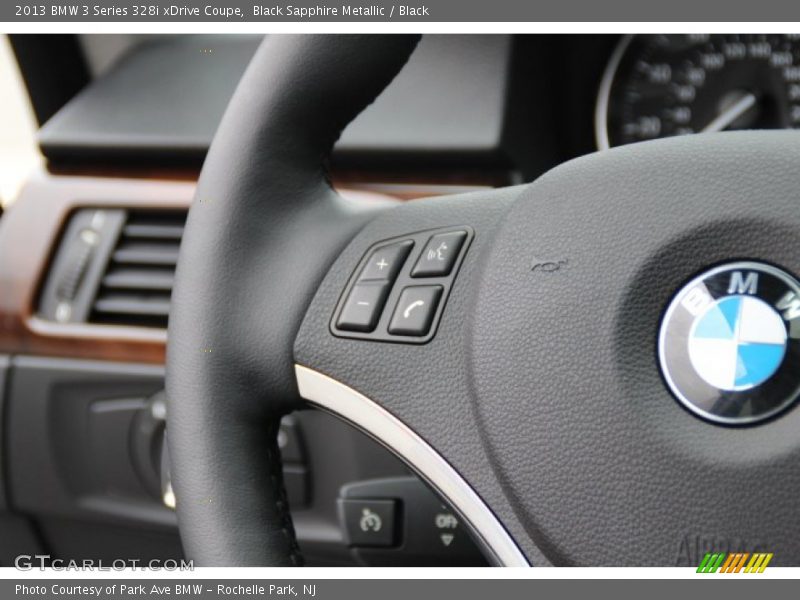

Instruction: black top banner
[4,0,800,22]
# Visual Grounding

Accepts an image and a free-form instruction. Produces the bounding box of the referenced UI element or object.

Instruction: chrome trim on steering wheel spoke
[294,364,530,567]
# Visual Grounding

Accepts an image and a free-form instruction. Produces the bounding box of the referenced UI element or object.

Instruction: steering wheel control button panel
[358,240,414,282]
[331,227,473,343]
[339,499,398,548]
[335,282,391,332]
[339,477,487,566]
[388,286,443,336]
[411,230,467,277]
[659,261,800,425]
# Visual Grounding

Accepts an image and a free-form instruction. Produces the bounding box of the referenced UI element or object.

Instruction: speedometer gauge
[596,34,800,149]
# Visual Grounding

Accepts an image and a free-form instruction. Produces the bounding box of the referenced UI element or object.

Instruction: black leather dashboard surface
[38,34,512,166]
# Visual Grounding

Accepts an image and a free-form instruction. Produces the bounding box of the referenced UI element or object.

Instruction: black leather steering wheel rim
[167,35,420,566]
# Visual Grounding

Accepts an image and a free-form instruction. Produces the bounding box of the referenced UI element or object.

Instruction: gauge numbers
[597,34,800,149]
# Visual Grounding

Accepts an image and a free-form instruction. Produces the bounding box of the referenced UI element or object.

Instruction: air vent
[89,210,187,328]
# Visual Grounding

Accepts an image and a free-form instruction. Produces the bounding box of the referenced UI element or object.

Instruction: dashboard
[1,33,798,567]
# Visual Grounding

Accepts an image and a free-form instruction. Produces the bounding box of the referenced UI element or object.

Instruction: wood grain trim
[0,169,462,365]
[0,171,194,364]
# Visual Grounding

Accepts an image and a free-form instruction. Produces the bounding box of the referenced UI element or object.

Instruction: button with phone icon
[388,285,443,336]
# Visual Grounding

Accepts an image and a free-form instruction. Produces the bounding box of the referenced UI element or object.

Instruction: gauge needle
[701,93,758,133]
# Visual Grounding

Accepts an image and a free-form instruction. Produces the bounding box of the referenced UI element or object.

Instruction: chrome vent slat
[122,223,185,240]
[101,268,175,291]
[93,296,172,317]
[111,245,180,266]
[89,209,186,329]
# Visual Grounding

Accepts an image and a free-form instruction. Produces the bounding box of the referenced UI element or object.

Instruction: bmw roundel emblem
[659,261,800,425]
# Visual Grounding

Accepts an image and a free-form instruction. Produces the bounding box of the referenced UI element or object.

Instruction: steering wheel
[167,35,800,566]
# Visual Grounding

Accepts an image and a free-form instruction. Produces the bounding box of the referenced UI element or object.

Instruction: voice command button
[411,231,467,277]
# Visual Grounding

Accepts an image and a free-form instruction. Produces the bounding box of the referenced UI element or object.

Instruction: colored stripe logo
[697,552,773,573]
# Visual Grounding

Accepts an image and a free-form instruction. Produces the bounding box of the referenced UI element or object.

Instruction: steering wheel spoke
[293,186,534,566]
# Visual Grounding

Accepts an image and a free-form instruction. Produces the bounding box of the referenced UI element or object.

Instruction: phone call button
[388,286,443,337]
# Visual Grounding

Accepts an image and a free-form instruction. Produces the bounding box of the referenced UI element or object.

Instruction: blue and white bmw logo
[659,261,800,425]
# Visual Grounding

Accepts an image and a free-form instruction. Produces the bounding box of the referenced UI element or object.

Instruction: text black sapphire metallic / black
[659,261,800,425]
